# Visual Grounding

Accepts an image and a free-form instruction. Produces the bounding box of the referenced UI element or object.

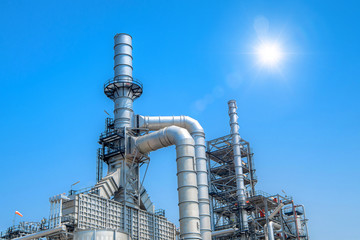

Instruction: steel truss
[207,135,309,240]
[207,134,257,234]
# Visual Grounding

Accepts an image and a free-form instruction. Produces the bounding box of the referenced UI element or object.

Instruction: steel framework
[207,134,309,240]
[207,134,257,235]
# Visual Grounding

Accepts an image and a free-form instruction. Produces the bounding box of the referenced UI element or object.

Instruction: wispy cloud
[193,86,224,112]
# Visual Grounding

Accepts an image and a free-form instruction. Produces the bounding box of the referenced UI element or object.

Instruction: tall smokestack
[114,33,133,81]
[104,34,142,129]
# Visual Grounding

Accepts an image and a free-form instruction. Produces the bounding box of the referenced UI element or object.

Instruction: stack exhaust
[114,33,133,81]
[104,34,143,129]
[101,33,210,239]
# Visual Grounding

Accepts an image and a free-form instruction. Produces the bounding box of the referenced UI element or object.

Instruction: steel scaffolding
[207,134,257,235]
[207,135,309,240]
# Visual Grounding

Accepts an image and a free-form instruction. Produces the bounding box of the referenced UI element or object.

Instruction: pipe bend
[136,115,210,240]
[164,125,195,145]
[134,126,194,154]
[138,115,204,136]
[133,126,201,240]
[181,116,204,135]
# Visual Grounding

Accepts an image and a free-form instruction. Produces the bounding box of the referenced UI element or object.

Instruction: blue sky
[0,0,359,239]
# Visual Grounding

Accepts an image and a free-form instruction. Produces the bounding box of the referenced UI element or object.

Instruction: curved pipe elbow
[134,126,194,154]
[133,126,201,239]
[138,115,204,136]
[182,116,204,136]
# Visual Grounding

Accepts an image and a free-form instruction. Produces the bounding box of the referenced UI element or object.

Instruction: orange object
[15,211,23,217]
[260,209,265,217]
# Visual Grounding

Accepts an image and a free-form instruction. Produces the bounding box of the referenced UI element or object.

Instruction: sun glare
[256,42,283,67]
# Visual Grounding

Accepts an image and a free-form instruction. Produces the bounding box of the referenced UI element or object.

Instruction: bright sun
[256,42,283,67]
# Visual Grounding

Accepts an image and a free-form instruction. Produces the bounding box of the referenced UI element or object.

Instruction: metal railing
[69,186,100,196]
[99,128,123,139]
[104,76,143,90]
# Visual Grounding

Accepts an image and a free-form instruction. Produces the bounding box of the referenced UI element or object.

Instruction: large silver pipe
[113,33,134,128]
[264,221,281,240]
[228,100,248,231]
[138,115,211,240]
[134,126,201,240]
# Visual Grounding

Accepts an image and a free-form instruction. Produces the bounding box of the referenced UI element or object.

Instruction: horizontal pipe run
[211,228,238,237]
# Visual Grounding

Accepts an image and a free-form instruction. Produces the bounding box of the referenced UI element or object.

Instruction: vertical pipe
[113,34,134,129]
[114,33,133,80]
[247,142,256,196]
[279,198,286,240]
[293,202,300,240]
[207,140,215,232]
[228,100,248,231]
[297,205,309,239]
[193,132,212,239]
[264,198,271,240]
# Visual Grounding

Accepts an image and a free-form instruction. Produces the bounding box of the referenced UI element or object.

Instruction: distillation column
[228,100,249,232]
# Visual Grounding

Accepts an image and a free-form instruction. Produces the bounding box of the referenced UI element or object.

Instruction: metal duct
[113,33,134,128]
[228,100,248,231]
[137,115,211,240]
[264,221,282,240]
[134,126,201,240]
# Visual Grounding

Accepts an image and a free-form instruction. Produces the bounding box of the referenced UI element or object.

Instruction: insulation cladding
[60,194,176,240]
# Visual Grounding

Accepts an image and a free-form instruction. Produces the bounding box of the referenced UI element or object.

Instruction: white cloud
[193,86,224,112]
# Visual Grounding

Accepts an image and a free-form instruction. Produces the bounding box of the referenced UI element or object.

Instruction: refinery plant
[0,34,309,240]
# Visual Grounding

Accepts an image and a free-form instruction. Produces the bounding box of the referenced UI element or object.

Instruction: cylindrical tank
[74,229,131,240]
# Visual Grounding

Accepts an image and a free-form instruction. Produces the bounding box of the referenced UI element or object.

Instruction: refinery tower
[0,34,309,240]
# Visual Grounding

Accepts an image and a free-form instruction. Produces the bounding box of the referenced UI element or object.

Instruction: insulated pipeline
[134,126,201,240]
[138,115,211,240]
